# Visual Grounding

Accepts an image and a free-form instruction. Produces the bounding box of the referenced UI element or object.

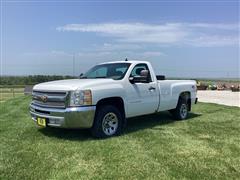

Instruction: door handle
[148,86,156,91]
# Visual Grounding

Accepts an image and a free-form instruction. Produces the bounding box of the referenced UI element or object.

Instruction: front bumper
[30,103,96,128]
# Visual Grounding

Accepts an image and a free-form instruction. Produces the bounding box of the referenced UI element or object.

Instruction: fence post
[12,88,15,97]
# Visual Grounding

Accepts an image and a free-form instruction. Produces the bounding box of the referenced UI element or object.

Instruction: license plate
[37,117,46,127]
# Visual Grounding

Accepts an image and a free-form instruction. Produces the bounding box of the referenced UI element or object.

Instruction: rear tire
[170,98,188,120]
[91,105,123,138]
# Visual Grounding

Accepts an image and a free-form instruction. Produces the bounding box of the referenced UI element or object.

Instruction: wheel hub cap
[180,104,187,119]
[102,112,118,135]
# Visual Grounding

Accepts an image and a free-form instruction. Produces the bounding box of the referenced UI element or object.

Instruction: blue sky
[1,1,239,78]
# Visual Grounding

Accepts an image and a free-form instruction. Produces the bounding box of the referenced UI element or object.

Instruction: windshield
[81,63,131,80]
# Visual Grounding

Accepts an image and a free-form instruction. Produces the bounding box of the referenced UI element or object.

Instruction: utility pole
[72,53,75,77]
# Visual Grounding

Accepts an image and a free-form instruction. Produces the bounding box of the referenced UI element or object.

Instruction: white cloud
[187,35,239,47]
[141,51,166,57]
[50,50,73,57]
[57,23,187,43]
[57,22,239,47]
[77,50,165,58]
[22,51,73,57]
[22,49,166,60]
[186,23,239,30]
[77,51,112,57]
[100,43,143,51]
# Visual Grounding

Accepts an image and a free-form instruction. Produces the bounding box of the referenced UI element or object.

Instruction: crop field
[0,96,240,179]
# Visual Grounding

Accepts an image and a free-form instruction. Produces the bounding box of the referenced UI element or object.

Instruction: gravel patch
[197,90,240,107]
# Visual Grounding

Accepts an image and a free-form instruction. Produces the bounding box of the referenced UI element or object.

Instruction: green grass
[0,96,240,179]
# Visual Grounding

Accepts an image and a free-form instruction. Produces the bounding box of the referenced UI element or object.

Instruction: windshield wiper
[95,76,107,78]
[80,76,108,79]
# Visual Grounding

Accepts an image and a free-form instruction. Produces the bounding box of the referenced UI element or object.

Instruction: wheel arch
[178,91,191,111]
[95,96,126,122]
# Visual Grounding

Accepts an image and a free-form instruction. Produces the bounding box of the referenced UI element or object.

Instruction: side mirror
[129,70,149,84]
[129,77,135,84]
[79,73,83,78]
[129,76,148,84]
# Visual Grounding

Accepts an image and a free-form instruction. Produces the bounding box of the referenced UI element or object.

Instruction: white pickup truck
[30,60,197,138]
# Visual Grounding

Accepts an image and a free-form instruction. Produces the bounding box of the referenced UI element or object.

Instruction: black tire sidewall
[91,105,123,138]
[174,98,188,120]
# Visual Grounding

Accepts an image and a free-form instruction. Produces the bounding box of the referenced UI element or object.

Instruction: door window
[130,64,152,82]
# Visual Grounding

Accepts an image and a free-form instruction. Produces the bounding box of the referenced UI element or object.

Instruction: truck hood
[33,78,116,91]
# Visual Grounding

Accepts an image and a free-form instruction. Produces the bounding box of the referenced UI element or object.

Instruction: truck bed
[157,80,196,111]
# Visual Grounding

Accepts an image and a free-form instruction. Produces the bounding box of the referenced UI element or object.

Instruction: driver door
[126,63,159,117]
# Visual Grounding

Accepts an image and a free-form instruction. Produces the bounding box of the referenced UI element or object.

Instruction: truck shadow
[39,127,92,141]
[39,112,201,141]
[125,112,201,134]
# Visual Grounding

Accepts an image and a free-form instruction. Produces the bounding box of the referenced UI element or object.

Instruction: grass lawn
[0,96,239,179]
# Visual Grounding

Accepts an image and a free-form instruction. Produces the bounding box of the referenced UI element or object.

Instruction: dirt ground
[197,90,240,107]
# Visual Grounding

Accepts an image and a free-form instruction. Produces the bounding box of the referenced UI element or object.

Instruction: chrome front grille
[32,90,68,108]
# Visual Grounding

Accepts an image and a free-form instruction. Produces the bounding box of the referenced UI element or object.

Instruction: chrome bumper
[30,103,96,128]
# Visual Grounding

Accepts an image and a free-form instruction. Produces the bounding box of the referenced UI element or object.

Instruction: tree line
[0,75,75,86]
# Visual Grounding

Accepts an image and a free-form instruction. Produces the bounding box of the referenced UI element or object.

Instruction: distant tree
[0,75,75,86]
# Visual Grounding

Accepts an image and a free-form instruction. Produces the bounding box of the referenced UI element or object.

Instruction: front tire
[170,98,188,120]
[91,105,123,138]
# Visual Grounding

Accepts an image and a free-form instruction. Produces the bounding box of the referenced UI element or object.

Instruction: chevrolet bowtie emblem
[40,95,48,102]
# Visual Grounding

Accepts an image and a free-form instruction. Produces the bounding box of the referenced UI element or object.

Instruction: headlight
[70,90,92,106]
